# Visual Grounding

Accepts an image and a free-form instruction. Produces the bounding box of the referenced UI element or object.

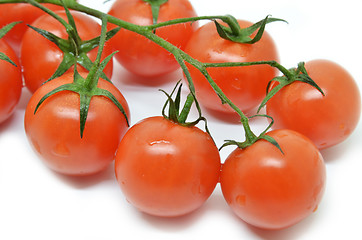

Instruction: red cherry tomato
[107,0,198,79]
[20,11,114,93]
[114,116,221,217]
[266,59,361,149]
[24,72,130,176]
[184,20,279,122]
[220,129,326,229]
[0,39,22,124]
[0,3,64,49]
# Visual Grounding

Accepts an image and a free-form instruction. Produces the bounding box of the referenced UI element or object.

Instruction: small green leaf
[143,0,168,25]
[0,21,21,40]
[77,53,111,83]
[297,62,308,75]
[44,52,75,84]
[95,52,117,80]
[160,87,179,122]
[257,77,288,113]
[80,27,121,53]
[78,92,92,138]
[296,62,325,96]
[214,20,233,40]
[27,24,58,43]
[241,16,287,44]
[93,88,130,127]
[219,140,242,151]
[34,83,78,114]
[0,52,17,67]
[26,24,70,50]
[0,22,21,66]
[160,81,199,125]
[174,83,182,114]
[260,135,284,154]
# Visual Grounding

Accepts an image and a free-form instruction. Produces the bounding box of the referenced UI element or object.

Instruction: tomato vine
[0,0,325,151]
[2,0,359,232]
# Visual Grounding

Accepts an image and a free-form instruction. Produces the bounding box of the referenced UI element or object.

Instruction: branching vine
[0,0,324,150]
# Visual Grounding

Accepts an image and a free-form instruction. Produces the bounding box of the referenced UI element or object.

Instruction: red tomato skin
[0,3,64,49]
[0,39,22,124]
[115,116,221,217]
[184,20,279,122]
[266,59,361,149]
[20,11,114,94]
[107,0,198,78]
[220,129,326,230]
[24,73,130,176]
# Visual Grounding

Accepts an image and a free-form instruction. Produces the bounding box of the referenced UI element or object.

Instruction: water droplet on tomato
[231,78,242,90]
[52,142,70,157]
[236,195,246,206]
[313,205,318,212]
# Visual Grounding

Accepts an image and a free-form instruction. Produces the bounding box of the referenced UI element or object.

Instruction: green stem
[0,0,290,146]
[142,0,168,25]
[146,15,239,31]
[178,93,194,124]
[203,60,293,80]
[25,0,69,26]
[197,65,257,143]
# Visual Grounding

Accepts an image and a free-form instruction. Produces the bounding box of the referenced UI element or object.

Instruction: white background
[1,0,361,239]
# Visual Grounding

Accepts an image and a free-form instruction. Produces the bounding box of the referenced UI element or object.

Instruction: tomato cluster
[0,0,360,234]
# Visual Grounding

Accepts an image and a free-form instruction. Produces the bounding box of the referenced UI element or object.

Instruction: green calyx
[0,21,21,66]
[257,62,325,113]
[220,114,284,154]
[34,15,129,138]
[143,0,168,25]
[214,15,287,44]
[160,81,212,136]
[161,81,196,126]
[25,0,120,84]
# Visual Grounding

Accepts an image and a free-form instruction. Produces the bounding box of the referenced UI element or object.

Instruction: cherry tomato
[114,116,221,217]
[266,59,361,149]
[20,11,114,94]
[220,129,326,229]
[0,3,64,49]
[24,72,130,176]
[107,0,198,79]
[0,39,22,124]
[184,20,279,122]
